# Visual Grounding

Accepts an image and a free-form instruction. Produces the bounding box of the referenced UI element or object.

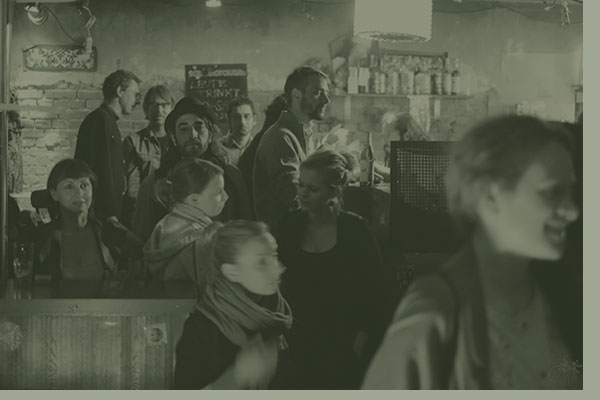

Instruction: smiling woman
[363,115,582,390]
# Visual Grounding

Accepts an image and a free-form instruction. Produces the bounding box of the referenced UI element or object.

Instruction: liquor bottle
[347,66,358,94]
[442,56,452,95]
[359,132,375,186]
[451,58,461,95]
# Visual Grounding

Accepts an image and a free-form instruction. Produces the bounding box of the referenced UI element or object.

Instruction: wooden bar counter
[0,283,197,389]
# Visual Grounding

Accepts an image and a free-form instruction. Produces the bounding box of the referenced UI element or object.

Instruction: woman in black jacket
[276,149,390,389]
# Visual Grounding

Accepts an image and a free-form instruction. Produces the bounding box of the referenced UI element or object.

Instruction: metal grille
[390,141,460,253]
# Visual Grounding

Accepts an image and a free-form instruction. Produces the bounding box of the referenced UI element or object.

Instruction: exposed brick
[35,120,51,129]
[51,119,68,129]
[44,90,76,99]
[37,99,53,107]
[22,138,36,148]
[21,129,43,138]
[18,99,37,106]
[131,120,148,130]
[28,110,58,119]
[20,119,34,129]
[59,110,89,120]
[86,99,102,109]
[69,120,83,130]
[77,90,103,100]
[17,89,43,99]
[70,99,86,109]
[53,99,72,108]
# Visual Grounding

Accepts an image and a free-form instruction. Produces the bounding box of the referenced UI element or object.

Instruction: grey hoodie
[143,202,213,284]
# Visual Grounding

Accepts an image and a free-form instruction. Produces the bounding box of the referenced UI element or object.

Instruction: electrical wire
[45,6,79,44]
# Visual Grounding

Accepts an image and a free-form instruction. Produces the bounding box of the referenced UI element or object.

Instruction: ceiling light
[354,0,433,43]
[206,0,222,7]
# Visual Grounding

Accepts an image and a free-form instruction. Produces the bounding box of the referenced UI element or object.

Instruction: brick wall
[16,81,147,193]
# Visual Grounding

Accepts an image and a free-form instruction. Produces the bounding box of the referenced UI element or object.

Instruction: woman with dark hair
[363,115,581,389]
[34,159,142,293]
[238,94,288,218]
[276,149,390,389]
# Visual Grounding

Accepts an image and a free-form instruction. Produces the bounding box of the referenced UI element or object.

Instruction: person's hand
[232,335,278,389]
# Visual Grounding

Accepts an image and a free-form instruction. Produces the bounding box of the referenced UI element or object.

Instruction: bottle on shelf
[442,56,452,95]
[414,69,431,95]
[359,132,375,186]
[432,70,442,95]
[451,58,461,95]
[358,58,369,94]
[400,68,414,95]
[347,66,358,94]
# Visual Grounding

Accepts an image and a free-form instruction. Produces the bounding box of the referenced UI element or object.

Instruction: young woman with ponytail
[275,149,390,389]
[143,158,228,286]
[173,220,294,389]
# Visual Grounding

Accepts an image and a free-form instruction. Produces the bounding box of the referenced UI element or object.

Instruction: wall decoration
[185,63,248,132]
[22,45,97,72]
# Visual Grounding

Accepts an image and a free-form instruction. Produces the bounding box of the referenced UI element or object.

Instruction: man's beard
[301,98,326,121]
[180,139,208,158]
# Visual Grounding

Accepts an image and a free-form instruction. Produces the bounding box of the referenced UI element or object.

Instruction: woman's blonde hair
[446,115,573,235]
[167,158,223,202]
[300,149,358,213]
[202,220,273,282]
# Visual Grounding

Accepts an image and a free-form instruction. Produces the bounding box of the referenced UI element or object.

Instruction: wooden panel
[0,300,194,389]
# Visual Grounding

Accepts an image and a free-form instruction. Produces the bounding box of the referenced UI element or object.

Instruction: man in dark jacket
[74,69,141,221]
[253,66,330,228]
[132,97,251,242]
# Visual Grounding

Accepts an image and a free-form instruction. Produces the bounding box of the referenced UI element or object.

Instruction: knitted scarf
[196,273,293,347]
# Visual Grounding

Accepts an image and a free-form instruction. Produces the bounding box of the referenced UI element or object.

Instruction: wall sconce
[24,2,48,25]
[206,0,222,7]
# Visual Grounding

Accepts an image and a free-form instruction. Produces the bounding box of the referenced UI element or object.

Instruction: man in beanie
[132,96,250,242]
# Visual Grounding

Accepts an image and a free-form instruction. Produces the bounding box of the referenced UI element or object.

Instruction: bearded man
[253,66,331,228]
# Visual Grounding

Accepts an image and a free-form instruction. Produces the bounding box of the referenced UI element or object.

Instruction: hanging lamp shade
[354,0,433,43]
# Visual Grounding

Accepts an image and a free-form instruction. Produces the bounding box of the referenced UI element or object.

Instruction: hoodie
[143,202,213,285]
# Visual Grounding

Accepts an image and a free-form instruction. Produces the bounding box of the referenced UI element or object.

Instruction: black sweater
[173,311,293,389]
[275,210,390,389]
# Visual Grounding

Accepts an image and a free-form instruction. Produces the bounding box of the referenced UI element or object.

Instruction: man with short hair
[132,97,251,242]
[74,69,141,221]
[122,85,174,226]
[253,66,330,228]
[220,96,256,165]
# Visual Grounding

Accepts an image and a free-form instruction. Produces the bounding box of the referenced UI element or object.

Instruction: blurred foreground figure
[363,116,582,389]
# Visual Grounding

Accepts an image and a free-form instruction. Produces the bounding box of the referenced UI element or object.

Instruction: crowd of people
[7,64,582,389]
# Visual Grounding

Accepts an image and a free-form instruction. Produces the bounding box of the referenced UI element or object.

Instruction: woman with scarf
[363,115,582,389]
[173,220,293,389]
[143,158,227,290]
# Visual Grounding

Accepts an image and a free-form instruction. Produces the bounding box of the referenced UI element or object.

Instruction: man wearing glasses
[74,69,141,223]
[122,85,174,227]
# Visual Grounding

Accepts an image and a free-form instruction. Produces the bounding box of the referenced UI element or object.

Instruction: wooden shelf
[333,93,471,100]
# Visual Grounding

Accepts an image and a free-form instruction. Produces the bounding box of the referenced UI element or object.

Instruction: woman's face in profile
[297,167,333,213]
[482,142,579,260]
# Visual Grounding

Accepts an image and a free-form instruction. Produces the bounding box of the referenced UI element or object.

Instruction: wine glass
[12,241,35,299]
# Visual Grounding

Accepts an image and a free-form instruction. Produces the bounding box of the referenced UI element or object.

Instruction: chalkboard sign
[184,64,248,131]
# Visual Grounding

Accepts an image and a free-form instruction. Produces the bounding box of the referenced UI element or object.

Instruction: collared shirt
[220,132,252,165]
[303,124,316,156]
[123,126,169,200]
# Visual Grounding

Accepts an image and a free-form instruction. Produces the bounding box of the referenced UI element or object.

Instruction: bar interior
[0,0,583,390]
